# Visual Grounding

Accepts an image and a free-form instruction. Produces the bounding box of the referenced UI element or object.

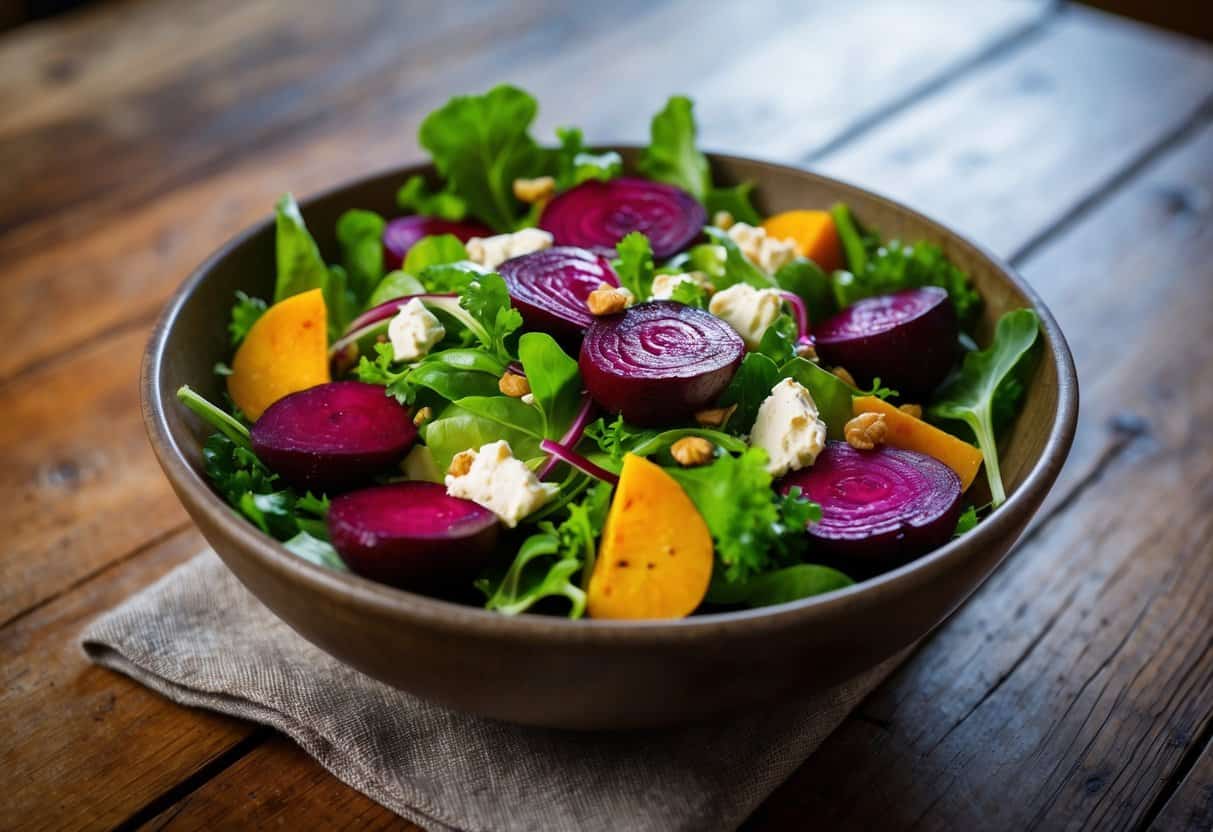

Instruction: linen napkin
[83,551,905,832]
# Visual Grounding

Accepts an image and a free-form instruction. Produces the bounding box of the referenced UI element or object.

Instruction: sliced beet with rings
[498,246,619,338]
[778,441,962,564]
[383,215,490,269]
[328,482,499,589]
[251,381,417,492]
[814,286,957,396]
[540,178,705,259]
[579,301,744,426]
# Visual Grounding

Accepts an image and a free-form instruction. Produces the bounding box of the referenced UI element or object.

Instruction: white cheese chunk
[444,440,558,528]
[465,228,554,270]
[749,378,828,477]
[708,283,783,350]
[726,222,797,274]
[388,298,445,362]
[650,270,710,300]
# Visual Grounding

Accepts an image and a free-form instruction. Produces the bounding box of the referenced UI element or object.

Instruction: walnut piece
[713,210,735,230]
[412,406,433,427]
[498,372,532,398]
[845,412,888,450]
[587,283,634,316]
[832,366,856,387]
[796,341,818,361]
[670,437,715,467]
[899,403,923,419]
[512,175,556,205]
[448,449,476,477]
[693,404,737,428]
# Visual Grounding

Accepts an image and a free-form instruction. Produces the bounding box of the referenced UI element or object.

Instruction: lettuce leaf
[613,232,656,300]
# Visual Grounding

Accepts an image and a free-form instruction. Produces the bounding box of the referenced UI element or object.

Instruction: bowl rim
[142,148,1078,644]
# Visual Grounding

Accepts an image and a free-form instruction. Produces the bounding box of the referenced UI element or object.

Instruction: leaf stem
[176,386,251,448]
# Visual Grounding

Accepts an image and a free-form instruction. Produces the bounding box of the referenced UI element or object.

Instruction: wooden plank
[0,0,1045,382]
[139,736,417,832]
[1149,743,1213,831]
[815,5,1213,259]
[751,119,1213,832]
[0,527,262,832]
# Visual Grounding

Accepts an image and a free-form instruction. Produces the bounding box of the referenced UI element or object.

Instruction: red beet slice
[539,178,706,259]
[328,482,499,589]
[498,246,618,338]
[580,301,744,426]
[251,381,417,492]
[778,441,962,563]
[815,286,957,396]
[382,215,490,269]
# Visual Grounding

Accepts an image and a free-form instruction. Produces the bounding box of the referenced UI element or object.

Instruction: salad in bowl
[177,85,1043,622]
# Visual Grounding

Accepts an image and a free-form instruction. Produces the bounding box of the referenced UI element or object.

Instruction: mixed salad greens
[180,85,1041,620]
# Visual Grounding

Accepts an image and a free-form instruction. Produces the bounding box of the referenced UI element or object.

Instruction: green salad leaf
[756,314,799,365]
[554,126,622,190]
[584,415,646,463]
[774,258,836,324]
[613,232,656,300]
[404,234,468,276]
[703,226,774,288]
[227,291,267,347]
[355,343,418,405]
[283,531,347,571]
[830,202,981,325]
[273,193,330,303]
[704,181,762,226]
[706,563,852,607]
[639,95,711,200]
[669,279,710,309]
[396,175,469,221]
[518,332,582,439]
[459,273,523,362]
[336,209,386,303]
[954,504,980,537]
[928,308,1041,506]
[366,270,426,309]
[423,403,543,472]
[779,357,855,440]
[718,353,781,434]
[666,448,820,583]
[418,84,548,232]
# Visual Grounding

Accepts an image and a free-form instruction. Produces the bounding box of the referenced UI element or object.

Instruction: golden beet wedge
[761,209,844,272]
[227,288,330,421]
[587,454,714,620]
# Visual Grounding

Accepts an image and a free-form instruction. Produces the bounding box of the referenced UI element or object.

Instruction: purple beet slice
[778,441,962,563]
[815,286,957,396]
[382,215,490,269]
[328,482,499,589]
[251,381,417,492]
[539,178,706,259]
[580,301,744,426]
[498,246,618,338]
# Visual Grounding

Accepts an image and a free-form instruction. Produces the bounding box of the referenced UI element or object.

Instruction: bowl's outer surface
[143,150,1077,730]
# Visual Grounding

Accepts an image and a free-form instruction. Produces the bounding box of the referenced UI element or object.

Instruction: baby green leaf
[366,270,426,309]
[273,193,329,303]
[639,95,711,201]
[396,175,469,221]
[227,291,267,347]
[706,563,850,607]
[518,332,582,439]
[336,209,386,303]
[613,232,656,300]
[702,226,774,289]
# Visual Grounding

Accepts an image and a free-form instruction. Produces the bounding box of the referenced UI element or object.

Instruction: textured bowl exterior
[142,149,1078,730]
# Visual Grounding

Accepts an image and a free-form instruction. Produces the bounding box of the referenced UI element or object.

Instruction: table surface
[3,1,1212,829]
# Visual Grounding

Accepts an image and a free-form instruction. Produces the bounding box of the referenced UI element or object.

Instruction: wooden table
[3,1,1211,829]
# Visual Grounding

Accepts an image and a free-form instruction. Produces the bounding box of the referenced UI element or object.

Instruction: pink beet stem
[779,291,811,343]
[539,438,619,486]
[537,395,596,480]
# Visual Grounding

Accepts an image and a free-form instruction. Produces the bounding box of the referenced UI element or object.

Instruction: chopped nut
[832,366,856,387]
[512,175,556,205]
[587,283,634,315]
[448,449,476,477]
[412,406,433,427]
[796,341,818,361]
[670,436,715,467]
[694,405,736,428]
[899,403,923,419]
[845,412,888,451]
[498,372,532,398]
[713,210,735,230]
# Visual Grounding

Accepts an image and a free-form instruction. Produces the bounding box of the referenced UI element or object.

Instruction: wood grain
[1149,745,1213,832]
[751,118,1213,832]
[0,527,261,832]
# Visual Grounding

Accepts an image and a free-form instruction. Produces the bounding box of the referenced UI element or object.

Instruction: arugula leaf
[954,505,980,537]
[418,85,548,232]
[639,95,711,201]
[669,279,710,309]
[403,234,469,276]
[774,258,836,325]
[703,226,774,289]
[227,291,267,347]
[396,175,469,221]
[477,482,612,616]
[518,332,582,439]
[366,270,426,309]
[336,209,386,304]
[554,126,622,190]
[274,193,330,303]
[613,232,656,300]
[666,448,820,583]
[459,273,523,361]
[706,563,851,607]
[928,308,1040,506]
[857,377,897,401]
[830,202,981,325]
[704,181,761,226]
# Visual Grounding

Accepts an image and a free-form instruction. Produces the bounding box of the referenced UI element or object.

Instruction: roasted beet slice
[328,482,499,589]
[815,286,957,396]
[251,381,417,492]
[580,301,744,426]
[540,178,706,259]
[382,215,490,269]
[498,246,618,338]
[778,441,962,563]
